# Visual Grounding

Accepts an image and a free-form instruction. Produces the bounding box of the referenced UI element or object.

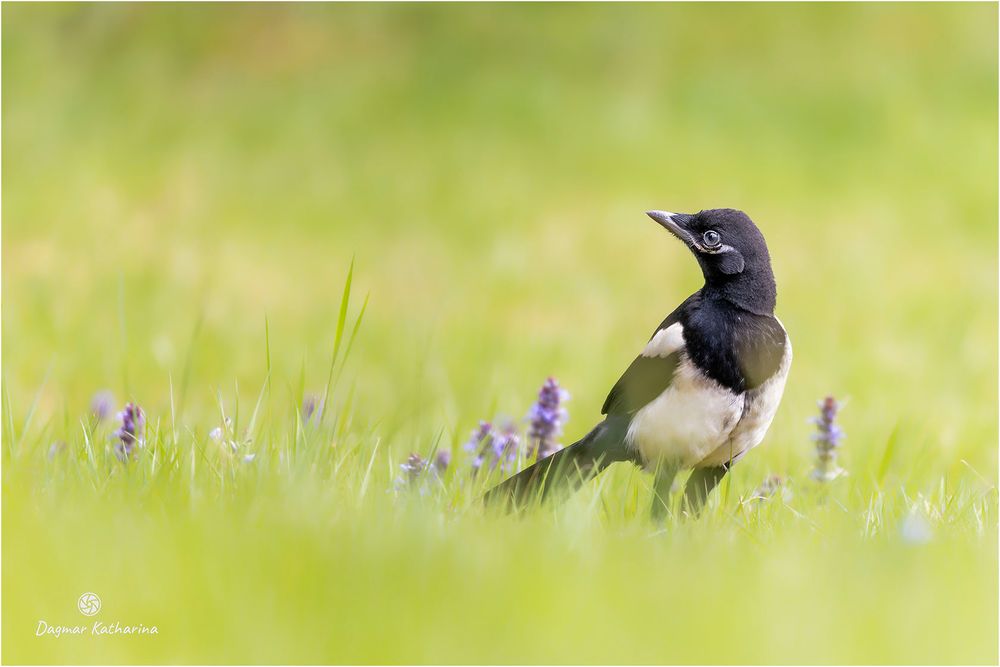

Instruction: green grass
[2,3,998,664]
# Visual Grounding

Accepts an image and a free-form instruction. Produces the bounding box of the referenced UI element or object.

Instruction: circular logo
[77,592,101,616]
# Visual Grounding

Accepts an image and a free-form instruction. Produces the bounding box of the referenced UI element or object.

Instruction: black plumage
[485,208,792,518]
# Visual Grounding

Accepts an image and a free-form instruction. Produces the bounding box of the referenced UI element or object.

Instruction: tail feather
[483,416,635,510]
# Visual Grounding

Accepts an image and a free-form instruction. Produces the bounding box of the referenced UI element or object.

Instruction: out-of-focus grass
[2,3,997,664]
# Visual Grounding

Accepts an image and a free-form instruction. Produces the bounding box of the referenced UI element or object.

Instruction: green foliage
[2,4,997,663]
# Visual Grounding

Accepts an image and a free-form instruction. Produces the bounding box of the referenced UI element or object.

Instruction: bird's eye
[702,230,721,247]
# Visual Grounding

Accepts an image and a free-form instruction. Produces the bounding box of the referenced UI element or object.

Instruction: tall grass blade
[876,422,900,486]
[177,312,204,422]
[333,291,370,388]
[264,315,273,404]
[358,437,380,500]
[321,257,354,424]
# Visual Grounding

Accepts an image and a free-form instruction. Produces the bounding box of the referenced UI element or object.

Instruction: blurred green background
[3,3,997,664]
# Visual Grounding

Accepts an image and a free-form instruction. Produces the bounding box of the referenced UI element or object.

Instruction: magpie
[485,208,791,518]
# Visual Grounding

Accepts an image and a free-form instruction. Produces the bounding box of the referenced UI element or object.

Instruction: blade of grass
[320,257,354,425]
[177,312,204,422]
[16,364,51,456]
[875,422,901,487]
[332,291,370,388]
[3,377,15,458]
[245,372,271,445]
[80,420,97,469]
[358,437,381,500]
[233,378,241,440]
[264,315,272,397]
[333,381,356,445]
[118,273,129,394]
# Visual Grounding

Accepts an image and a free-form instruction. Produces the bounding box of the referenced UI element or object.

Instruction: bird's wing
[601,296,696,416]
[601,350,681,416]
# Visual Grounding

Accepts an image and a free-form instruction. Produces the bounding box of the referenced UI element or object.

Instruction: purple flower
[395,450,449,491]
[489,422,521,472]
[400,453,428,482]
[48,441,67,459]
[463,420,521,472]
[810,396,845,481]
[464,421,494,472]
[209,417,233,445]
[434,448,451,474]
[113,402,145,462]
[302,393,322,423]
[90,390,115,422]
[752,474,788,500]
[526,377,569,460]
[463,422,493,453]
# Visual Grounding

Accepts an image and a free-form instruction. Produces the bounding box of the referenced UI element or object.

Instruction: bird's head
[646,208,777,314]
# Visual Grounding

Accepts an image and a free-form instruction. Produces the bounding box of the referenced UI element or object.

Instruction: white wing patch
[641,323,685,358]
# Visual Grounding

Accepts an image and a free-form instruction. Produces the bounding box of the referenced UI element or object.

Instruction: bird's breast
[627,324,792,470]
[700,331,792,467]
[625,355,745,470]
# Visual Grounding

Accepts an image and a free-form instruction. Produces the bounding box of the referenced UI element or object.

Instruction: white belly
[626,333,792,470]
[700,336,792,467]
[626,356,744,469]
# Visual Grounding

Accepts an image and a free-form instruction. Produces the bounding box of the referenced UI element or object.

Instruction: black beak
[646,210,696,246]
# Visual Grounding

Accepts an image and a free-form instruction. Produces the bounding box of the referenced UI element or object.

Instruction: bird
[484,208,791,518]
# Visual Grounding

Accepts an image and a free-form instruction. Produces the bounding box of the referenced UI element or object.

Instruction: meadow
[2,4,998,664]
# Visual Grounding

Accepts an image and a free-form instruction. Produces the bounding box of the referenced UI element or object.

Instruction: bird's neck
[703,267,777,316]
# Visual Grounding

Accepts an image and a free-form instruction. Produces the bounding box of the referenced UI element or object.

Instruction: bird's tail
[483,416,635,510]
